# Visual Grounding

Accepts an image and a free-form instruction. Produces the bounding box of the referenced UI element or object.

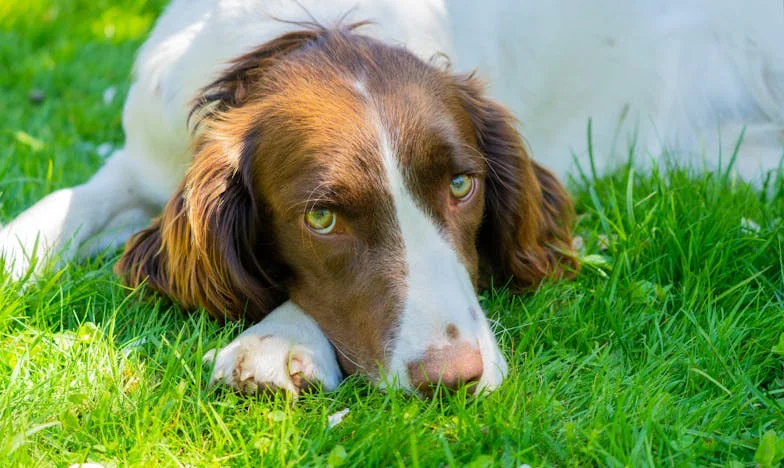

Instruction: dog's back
[447,1,784,178]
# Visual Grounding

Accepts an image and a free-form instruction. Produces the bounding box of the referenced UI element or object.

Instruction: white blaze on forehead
[373,122,508,392]
[352,79,369,99]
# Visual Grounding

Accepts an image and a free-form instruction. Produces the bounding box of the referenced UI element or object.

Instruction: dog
[1,0,782,396]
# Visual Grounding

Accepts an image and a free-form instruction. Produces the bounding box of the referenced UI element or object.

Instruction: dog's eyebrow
[284,176,383,218]
[402,138,487,187]
[294,183,342,212]
[450,145,488,176]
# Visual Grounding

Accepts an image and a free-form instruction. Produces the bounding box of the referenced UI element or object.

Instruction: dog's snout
[406,341,483,396]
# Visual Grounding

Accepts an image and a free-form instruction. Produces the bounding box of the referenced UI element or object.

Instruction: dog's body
[2,0,783,396]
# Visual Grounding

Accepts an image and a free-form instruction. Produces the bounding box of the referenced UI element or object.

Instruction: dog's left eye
[449,174,474,200]
[305,208,337,234]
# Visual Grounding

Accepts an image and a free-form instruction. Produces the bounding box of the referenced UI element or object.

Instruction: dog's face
[117,27,576,393]
[254,47,496,385]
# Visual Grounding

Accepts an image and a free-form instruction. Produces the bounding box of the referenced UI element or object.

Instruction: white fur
[449,1,784,179]
[204,300,343,395]
[375,123,508,391]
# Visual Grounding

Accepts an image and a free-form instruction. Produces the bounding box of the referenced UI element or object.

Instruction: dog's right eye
[449,174,475,200]
[305,208,337,234]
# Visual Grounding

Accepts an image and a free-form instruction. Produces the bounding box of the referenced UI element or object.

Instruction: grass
[1,1,784,466]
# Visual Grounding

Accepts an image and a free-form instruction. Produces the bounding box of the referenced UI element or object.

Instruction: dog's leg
[77,207,156,260]
[204,301,343,397]
[0,149,154,279]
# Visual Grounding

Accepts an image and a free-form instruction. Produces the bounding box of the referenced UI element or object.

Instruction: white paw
[204,333,342,397]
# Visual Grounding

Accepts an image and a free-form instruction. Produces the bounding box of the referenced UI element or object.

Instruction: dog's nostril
[407,341,483,396]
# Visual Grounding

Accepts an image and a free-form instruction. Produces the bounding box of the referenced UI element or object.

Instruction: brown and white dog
[0,1,577,396]
[2,0,782,396]
[117,24,576,395]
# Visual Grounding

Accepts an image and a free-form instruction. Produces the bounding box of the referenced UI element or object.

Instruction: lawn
[1,1,783,466]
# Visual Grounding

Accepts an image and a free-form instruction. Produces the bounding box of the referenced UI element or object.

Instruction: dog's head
[117,25,576,395]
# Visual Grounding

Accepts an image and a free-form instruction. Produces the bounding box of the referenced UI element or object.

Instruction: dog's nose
[406,341,483,396]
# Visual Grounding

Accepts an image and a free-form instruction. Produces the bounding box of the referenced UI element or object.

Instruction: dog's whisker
[328,337,365,371]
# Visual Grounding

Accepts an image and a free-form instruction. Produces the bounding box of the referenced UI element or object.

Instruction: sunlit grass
[1,1,783,465]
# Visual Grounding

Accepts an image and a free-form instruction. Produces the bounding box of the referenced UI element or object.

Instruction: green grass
[2,1,784,466]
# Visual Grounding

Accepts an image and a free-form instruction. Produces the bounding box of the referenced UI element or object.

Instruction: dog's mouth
[307,275,508,396]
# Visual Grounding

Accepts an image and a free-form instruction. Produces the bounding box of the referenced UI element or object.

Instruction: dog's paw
[204,334,341,397]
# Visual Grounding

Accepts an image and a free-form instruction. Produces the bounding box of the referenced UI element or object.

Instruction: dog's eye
[449,174,474,200]
[305,208,337,234]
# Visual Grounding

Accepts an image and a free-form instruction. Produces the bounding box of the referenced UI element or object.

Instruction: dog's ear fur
[115,127,287,322]
[456,75,578,290]
[113,29,341,321]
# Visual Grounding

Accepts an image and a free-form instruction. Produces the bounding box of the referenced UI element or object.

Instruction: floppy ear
[115,129,287,322]
[456,75,578,290]
[116,27,346,321]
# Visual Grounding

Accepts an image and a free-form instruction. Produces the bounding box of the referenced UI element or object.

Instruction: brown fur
[455,76,578,290]
[115,127,289,322]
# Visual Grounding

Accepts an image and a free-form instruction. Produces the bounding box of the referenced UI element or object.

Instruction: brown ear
[115,131,287,322]
[456,75,578,290]
[116,27,350,321]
